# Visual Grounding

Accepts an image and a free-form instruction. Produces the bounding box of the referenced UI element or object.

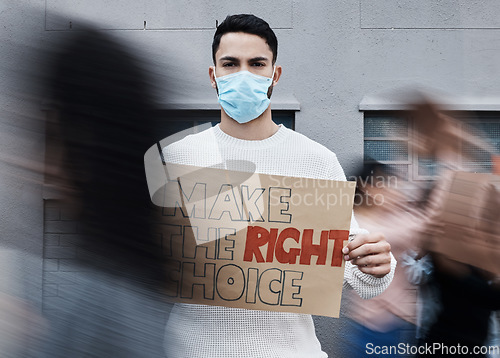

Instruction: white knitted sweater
[163,124,396,358]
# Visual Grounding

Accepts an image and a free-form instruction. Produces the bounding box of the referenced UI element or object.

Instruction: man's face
[210,32,280,89]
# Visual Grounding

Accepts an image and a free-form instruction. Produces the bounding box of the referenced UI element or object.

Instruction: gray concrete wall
[2,1,500,356]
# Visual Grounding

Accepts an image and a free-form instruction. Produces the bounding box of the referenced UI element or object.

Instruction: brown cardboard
[156,163,356,317]
[429,171,500,275]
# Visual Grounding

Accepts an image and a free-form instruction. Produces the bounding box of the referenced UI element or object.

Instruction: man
[164,14,395,358]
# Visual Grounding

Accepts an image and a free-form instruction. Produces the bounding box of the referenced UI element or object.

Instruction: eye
[222,62,236,67]
[251,62,266,67]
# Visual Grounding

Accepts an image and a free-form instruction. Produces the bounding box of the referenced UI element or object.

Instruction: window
[364,113,411,180]
[459,114,500,173]
[363,111,500,182]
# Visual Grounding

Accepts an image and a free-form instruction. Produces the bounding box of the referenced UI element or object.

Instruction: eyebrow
[218,56,270,63]
[219,56,239,62]
[249,56,269,62]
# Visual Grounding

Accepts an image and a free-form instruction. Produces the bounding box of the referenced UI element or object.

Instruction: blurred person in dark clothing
[40,26,170,357]
[49,28,164,287]
[414,174,500,358]
[418,253,500,358]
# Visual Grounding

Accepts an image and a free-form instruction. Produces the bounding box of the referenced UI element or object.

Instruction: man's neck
[219,107,279,140]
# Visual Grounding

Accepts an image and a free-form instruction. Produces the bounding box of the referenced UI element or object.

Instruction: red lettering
[299,229,328,265]
[243,226,277,263]
[244,226,349,267]
[329,230,349,267]
[266,229,279,262]
[275,228,301,264]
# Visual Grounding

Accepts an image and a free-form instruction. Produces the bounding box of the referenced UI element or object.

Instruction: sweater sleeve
[327,153,396,299]
[343,252,397,299]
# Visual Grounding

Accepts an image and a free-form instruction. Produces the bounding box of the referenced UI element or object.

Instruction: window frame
[363,110,500,183]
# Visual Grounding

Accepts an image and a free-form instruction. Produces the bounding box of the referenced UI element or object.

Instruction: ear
[209,66,217,89]
[272,65,282,86]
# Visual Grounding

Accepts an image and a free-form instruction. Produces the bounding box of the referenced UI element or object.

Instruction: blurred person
[401,230,440,347]
[416,252,500,358]
[346,163,426,357]
[412,174,500,358]
[409,97,496,172]
[39,26,171,357]
[162,14,395,358]
[403,100,500,358]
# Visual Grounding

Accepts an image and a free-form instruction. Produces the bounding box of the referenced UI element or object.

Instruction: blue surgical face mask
[214,68,275,124]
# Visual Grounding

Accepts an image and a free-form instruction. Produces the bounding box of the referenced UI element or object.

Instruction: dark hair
[212,14,278,64]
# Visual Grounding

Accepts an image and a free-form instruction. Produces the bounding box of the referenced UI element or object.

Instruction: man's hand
[342,233,392,278]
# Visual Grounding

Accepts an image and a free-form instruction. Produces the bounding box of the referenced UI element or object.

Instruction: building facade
[2,1,500,356]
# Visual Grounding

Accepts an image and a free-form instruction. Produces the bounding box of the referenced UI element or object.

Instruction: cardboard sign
[430,171,500,275]
[154,164,356,317]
